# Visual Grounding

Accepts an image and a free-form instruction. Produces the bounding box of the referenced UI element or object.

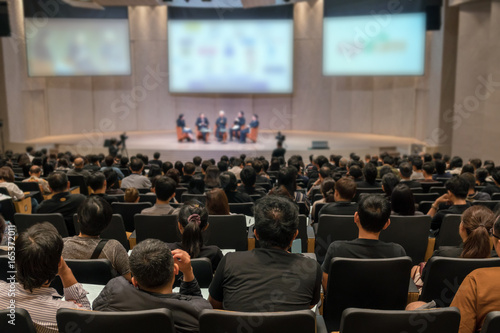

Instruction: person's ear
[292,229,299,241]
[152,187,156,194]
[178,222,184,233]
[103,180,107,188]
[354,212,360,225]
[173,262,180,276]
[382,219,391,231]
[253,229,260,241]
[131,277,139,288]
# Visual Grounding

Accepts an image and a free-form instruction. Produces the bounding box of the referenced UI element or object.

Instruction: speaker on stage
[309,141,329,150]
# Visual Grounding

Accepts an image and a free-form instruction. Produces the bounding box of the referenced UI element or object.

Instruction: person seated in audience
[410,157,425,180]
[381,173,400,198]
[177,113,195,142]
[63,197,131,281]
[307,166,332,200]
[121,158,152,189]
[475,167,489,186]
[187,175,205,195]
[481,170,500,196]
[204,165,220,190]
[208,195,322,311]
[100,155,124,180]
[67,157,91,181]
[206,189,230,215]
[237,166,266,199]
[399,162,423,189]
[22,165,51,194]
[37,172,86,235]
[428,176,471,234]
[449,214,500,333]
[461,164,475,175]
[150,152,162,168]
[289,156,309,185]
[419,162,436,182]
[321,195,406,292]
[311,178,336,224]
[449,156,463,175]
[83,155,102,172]
[124,187,140,203]
[141,176,177,215]
[0,166,25,200]
[347,164,363,182]
[253,159,271,186]
[376,155,399,179]
[239,114,259,143]
[147,165,162,182]
[166,168,181,187]
[180,162,196,184]
[103,169,124,195]
[391,184,423,216]
[228,158,244,181]
[167,202,223,271]
[88,172,119,206]
[56,158,71,171]
[432,159,452,180]
[0,223,91,332]
[469,158,482,171]
[0,215,7,254]
[278,166,310,210]
[317,177,358,220]
[93,239,211,333]
[356,163,382,188]
[220,171,253,204]
[461,172,491,202]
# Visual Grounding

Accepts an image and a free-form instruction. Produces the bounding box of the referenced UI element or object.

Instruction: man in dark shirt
[93,239,211,333]
[149,152,162,168]
[88,172,118,206]
[318,177,358,219]
[481,170,500,197]
[181,162,196,184]
[432,159,452,180]
[356,163,382,188]
[209,195,322,312]
[428,176,471,233]
[195,113,209,143]
[321,195,406,292]
[37,172,86,236]
[399,162,422,189]
[230,111,245,141]
[237,166,266,199]
[83,155,101,172]
[239,114,259,143]
[272,141,286,159]
[220,172,253,203]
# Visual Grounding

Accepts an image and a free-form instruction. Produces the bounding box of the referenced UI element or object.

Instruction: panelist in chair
[239,114,259,143]
[177,114,194,142]
[230,111,245,141]
[215,110,227,142]
[196,113,210,143]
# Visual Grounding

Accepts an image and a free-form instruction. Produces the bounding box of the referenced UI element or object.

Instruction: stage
[26,130,427,162]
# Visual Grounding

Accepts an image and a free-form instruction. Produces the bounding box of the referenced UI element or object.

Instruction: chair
[0,187,32,215]
[186,257,213,288]
[492,193,500,201]
[15,181,44,203]
[175,187,187,202]
[429,186,447,195]
[357,187,385,195]
[250,194,262,202]
[421,257,500,307]
[323,257,412,332]
[413,192,439,204]
[315,215,357,264]
[66,259,116,284]
[312,193,323,205]
[73,214,130,251]
[380,215,432,265]
[435,177,451,186]
[108,194,125,202]
[206,215,248,251]
[0,196,18,222]
[229,202,254,216]
[435,214,462,248]
[67,175,88,196]
[139,194,157,205]
[247,126,259,143]
[418,201,434,213]
[472,200,500,210]
[57,308,175,333]
[199,309,316,333]
[339,307,461,333]
[181,193,206,204]
[0,308,37,333]
[14,213,69,237]
[134,214,180,244]
[111,202,152,232]
[296,201,309,215]
[410,187,423,193]
[197,129,210,142]
[420,181,444,193]
[256,182,271,192]
[313,202,327,224]
[482,311,500,333]
[176,126,189,142]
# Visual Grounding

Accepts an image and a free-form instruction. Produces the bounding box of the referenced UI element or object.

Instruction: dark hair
[476,168,488,184]
[103,169,118,189]
[461,206,494,258]
[399,162,413,178]
[422,162,435,175]
[269,158,281,172]
[412,157,423,170]
[321,178,336,203]
[104,155,114,167]
[363,163,378,184]
[153,152,161,159]
[130,159,144,172]
[178,203,209,258]
[433,152,443,160]
[278,166,298,198]
[445,177,469,199]
[220,172,238,192]
[319,166,332,179]
[492,171,500,185]
[335,177,357,201]
[88,172,106,191]
[47,172,68,192]
[217,161,228,172]
[154,176,177,201]
[183,162,196,175]
[383,155,394,166]
[162,161,173,175]
[166,168,181,185]
[348,165,362,180]
[205,166,221,188]
[435,160,446,174]
[188,176,205,195]
[16,223,63,292]
[381,173,400,197]
[460,173,476,191]
[379,165,393,179]
[77,197,113,236]
[460,164,474,175]
[240,166,257,187]
[391,184,416,215]
[193,156,202,167]
[423,154,432,163]
[254,195,299,249]
[469,158,482,169]
[129,239,174,289]
[450,156,463,169]
[201,160,212,173]
[120,156,129,168]
[206,189,230,215]
[357,195,391,233]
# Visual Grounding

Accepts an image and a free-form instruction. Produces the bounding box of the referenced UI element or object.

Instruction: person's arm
[172,249,202,297]
[115,168,125,180]
[11,184,25,200]
[322,272,329,296]
[208,255,227,308]
[450,274,478,333]
[58,257,91,310]
[321,244,335,293]
[427,193,450,217]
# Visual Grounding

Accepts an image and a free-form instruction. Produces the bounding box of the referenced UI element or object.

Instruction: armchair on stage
[197,128,210,142]
[176,127,190,142]
[248,126,258,143]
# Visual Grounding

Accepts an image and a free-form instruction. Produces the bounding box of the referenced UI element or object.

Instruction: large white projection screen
[26,18,131,77]
[323,13,426,76]
[168,20,294,94]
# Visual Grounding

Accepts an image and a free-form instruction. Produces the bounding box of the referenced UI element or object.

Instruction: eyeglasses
[492,233,500,240]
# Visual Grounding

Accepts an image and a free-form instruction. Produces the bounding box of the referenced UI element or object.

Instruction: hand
[435,193,450,206]
[171,249,194,281]
[57,257,71,277]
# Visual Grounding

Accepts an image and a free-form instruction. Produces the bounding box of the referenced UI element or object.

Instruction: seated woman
[206,189,230,215]
[62,196,132,281]
[311,177,336,223]
[220,171,253,203]
[391,184,423,216]
[204,166,221,190]
[277,166,310,211]
[187,176,205,195]
[381,173,400,199]
[176,114,194,142]
[167,202,223,271]
[0,166,25,200]
[104,169,124,195]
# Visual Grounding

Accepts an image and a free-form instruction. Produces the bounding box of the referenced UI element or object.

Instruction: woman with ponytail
[167,202,223,271]
[311,178,335,224]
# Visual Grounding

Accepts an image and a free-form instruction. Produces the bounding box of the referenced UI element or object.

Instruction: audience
[100,155,125,180]
[311,177,336,223]
[461,172,491,202]
[0,166,25,200]
[481,170,500,196]
[356,163,381,188]
[187,176,206,195]
[381,173,400,198]
[206,189,230,215]
[432,159,452,180]
[181,162,196,184]
[124,187,140,203]
[88,172,119,205]
[141,176,177,215]
[237,166,266,198]
[391,184,422,216]
[399,162,423,189]
[317,177,357,220]
[204,165,221,189]
[220,171,252,203]
[121,159,152,189]
[22,165,51,194]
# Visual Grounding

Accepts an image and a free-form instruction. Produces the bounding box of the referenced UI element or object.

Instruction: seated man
[419,162,436,182]
[317,177,358,220]
[410,157,425,180]
[88,172,119,206]
[37,172,86,236]
[239,114,259,143]
[67,157,91,181]
[0,223,90,332]
[399,162,423,189]
[230,111,245,141]
[215,110,227,142]
[461,172,490,202]
[237,166,266,198]
[355,163,381,188]
[432,159,452,180]
[196,113,210,143]
[208,195,322,312]
[93,239,211,333]
[141,176,178,215]
[481,170,500,196]
[100,155,125,180]
[180,162,196,184]
[321,195,406,292]
[22,165,51,194]
[121,158,152,189]
[63,197,131,281]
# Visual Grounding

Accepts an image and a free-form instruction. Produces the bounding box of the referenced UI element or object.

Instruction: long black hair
[178,203,209,258]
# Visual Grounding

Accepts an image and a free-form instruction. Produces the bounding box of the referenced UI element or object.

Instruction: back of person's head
[461,164,475,175]
[254,195,299,249]
[381,173,400,197]
[287,157,301,173]
[233,158,243,168]
[348,165,362,179]
[124,187,139,202]
[240,166,257,187]
[166,168,181,185]
[268,185,295,200]
[154,152,161,160]
[174,161,184,174]
[205,166,221,188]
[252,160,263,174]
[206,188,230,215]
[48,172,68,192]
[383,155,394,166]
[103,169,118,189]
[29,165,42,176]
[435,159,446,174]
[469,158,482,169]
[220,171,238,192]
[148,165,162,179]
[130,159,144,172]
[0,166,14,182]
[422,162,435,175]
[423,153,432,162]
[201,160,212,173]
[120,156,129,168]
[315,155,329,168]
[217,161,228,172]
[321,178,336,203]
[104,155,114,167]
[450,156,463,169]
[16,223,63,292]
[193,156,202,167]
[399,162,412,178]
[445,177,469,199]
[461,205,494,258]
[278,166,298,197]
[188,176,205,194]
[379,165,393,179]
[88,172,106,192]
[178,203,209,258]
[129,239,174,290]
[476,168,488,184]
[335,177,357,201]
[460,173,476,191]
[433,152,443,160]
[391,184,416,215]
[492,170,500,185]
[162,161,173,174]
[77,196,113,236]
[319,166,332,179]
[357,195,391,233]
[154,176,177,201]
[363,163,378,184]
[183,162,196,175]
[412,157,423,170]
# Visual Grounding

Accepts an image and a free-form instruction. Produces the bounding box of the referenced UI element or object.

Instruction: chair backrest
[410,187,423,193]
[435,214,462,248]
[229,202,254,216]
[421,256,500,306]
[420,181,445,193]
[339,307,461,333]
[15,181,44,203]
[66,259,116,285]
[57,308,175,333]
[67,175,88,196]
[436,177,451,186]
[413,192,440,204]
[73,214,129,251]
[315,215,357,263]
[190,257,213,288]
[199,309,316,333]
[0,308,37,333]
[111,202,152,232]
[256,182,271,192]
[482,311,500,333]
[182,193,206,204]
[134,214,180,244]
[323,257,412,332]
[357,187,385,194]
[429,186,447,195]
[108,194,125,202]
[379,215,432,264]
[492,193,500,201]
[472,200,500,211]
[175,187,187,202]
[250,194,262,202]
[418,201,434,214]
[296,201,309,215]
[0,197,17,222]
[313,202,327,223]
[139,194,157,205]
[312,193,323,204]
[206,215,247,251]
[14,213,68,237]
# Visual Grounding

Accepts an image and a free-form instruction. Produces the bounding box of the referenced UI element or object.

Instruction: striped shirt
[0,281,90,333]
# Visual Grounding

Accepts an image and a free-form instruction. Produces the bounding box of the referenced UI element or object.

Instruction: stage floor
[27,130,426,161]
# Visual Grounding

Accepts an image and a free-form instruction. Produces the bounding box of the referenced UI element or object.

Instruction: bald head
[74,157,84,169]
[29,165,42,176]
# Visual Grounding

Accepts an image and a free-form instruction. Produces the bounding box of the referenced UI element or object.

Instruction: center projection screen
[168,6,294,94]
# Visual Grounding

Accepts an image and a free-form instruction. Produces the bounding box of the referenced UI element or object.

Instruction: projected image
[26,18,131,77]
[323,13,426,76]
[168,20,294,94]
